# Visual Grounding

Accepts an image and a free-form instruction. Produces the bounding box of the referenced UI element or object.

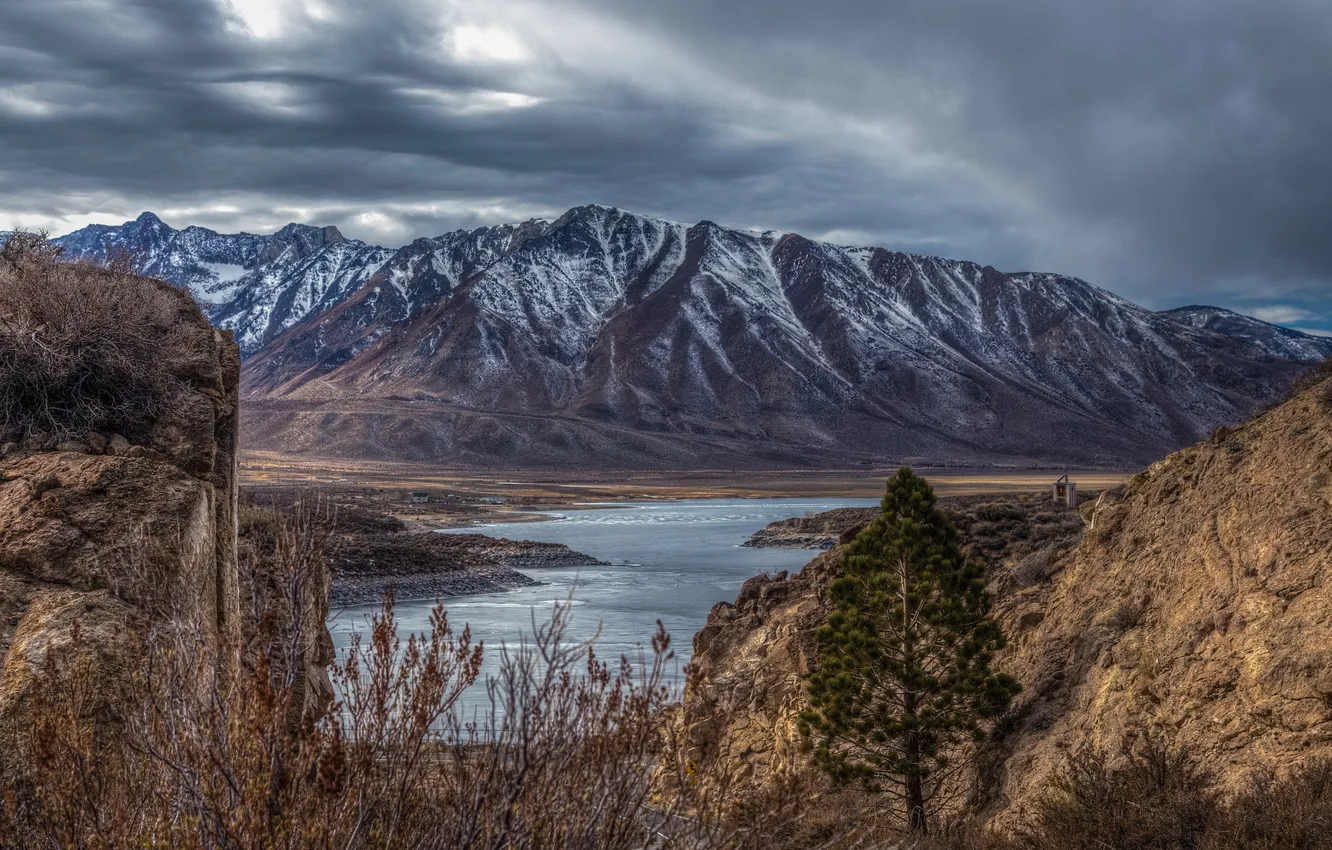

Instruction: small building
[410,491,431,504]
[1052,473,1077,507]
[482,495,507,505]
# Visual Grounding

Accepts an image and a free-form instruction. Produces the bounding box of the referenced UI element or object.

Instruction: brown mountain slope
[234,206,1332,470]
[679,372,1332,821]
[985,372,1332,816]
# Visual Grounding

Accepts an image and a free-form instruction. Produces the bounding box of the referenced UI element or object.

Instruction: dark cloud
[1,0,1328,331]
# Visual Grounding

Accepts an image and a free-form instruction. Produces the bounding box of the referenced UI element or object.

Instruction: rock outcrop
[680,374,1332,823]
[0,284,243,738]
[986,374,1332,817]
[742,507,878,549]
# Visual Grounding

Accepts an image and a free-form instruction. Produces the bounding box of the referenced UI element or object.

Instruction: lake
[327,497,877,709]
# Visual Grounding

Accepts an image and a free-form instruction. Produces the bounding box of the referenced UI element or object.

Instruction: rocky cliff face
[0,285,243,736]
[682,379,1332,820]
[986,373,1332,817]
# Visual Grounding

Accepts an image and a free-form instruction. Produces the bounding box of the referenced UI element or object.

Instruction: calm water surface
[328,498,877,705]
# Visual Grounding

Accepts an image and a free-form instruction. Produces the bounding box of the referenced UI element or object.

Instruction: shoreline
[241,454,1130,501]
[330,566,542,608]
[244,469,1129,534]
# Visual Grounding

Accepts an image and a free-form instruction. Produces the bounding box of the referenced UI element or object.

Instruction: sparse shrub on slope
[920,741,1332,850]
[1015,736,1217,850]
[0,232,204,444]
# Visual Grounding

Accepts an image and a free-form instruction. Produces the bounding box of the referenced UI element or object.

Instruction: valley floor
[242,450,1129,515]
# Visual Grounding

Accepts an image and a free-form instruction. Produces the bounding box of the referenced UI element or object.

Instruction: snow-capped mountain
[1161,306,1331,360]
[54,213,394,352]
[51,207,1332,468]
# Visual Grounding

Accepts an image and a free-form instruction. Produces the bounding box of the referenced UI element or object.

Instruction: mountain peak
[131,211,172,233]
[273,222,346,248]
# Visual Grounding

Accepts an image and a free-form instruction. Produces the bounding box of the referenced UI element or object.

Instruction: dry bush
[0,502,715,849]
[1015,735,1216,850]
[0,506,908,849]
[237,500,337,728]
[0,603,674,848]
[924,739,1332,850]
[1206,760,1332,849]
[1012,546,1062,586]
[0,232,203,443]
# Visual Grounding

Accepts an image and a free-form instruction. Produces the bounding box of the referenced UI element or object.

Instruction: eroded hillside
[680,371,1332,822]
[985,371,1332,817]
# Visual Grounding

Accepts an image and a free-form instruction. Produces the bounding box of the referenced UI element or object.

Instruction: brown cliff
[0,260,291,760]
[985,373,1332,818]
[681,374,1332,823]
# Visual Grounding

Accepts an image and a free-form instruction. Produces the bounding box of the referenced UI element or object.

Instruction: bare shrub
[1016,735,1215,850]
[1208,760,1332,849]
[0,497,699,849]
[0,232,204,443]
[1013,546,1062,586]
[4,607,643,847]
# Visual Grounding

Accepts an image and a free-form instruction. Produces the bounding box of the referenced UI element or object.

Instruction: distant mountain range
[50,208,1332,469]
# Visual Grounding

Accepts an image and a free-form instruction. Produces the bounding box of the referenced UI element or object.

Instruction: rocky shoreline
[240,491,607,607]
[742,507,878,549]
[330,564,540,607]
[326,532,607,606]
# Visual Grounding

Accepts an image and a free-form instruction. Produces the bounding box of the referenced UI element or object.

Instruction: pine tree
[800,467,1020,834]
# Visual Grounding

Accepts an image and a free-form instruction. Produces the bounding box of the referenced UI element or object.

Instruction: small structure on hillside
[1052,473,1077,507]
[410,491,431,504]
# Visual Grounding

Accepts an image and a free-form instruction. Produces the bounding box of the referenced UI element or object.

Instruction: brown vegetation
[0,503,869,849]
[926,738,1332,850]
[0,233,207,445]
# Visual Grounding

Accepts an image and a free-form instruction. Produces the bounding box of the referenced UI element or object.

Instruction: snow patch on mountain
[45,205,1332,467]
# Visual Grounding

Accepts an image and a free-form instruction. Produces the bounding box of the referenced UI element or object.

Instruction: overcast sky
[2,0,1329,334]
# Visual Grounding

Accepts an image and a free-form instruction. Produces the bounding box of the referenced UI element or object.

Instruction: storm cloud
[1,0,1329,332]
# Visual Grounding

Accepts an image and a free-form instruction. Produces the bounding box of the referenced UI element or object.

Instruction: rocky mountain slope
[54,208,1332,468]
[679,370,1332,821]
[983,370,1332,818]
[54,213,394,353]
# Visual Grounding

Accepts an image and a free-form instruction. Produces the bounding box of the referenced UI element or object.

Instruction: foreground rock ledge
[0,311,242,745]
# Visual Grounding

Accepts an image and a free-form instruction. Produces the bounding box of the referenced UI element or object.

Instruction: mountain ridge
[47,207,1332,468]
